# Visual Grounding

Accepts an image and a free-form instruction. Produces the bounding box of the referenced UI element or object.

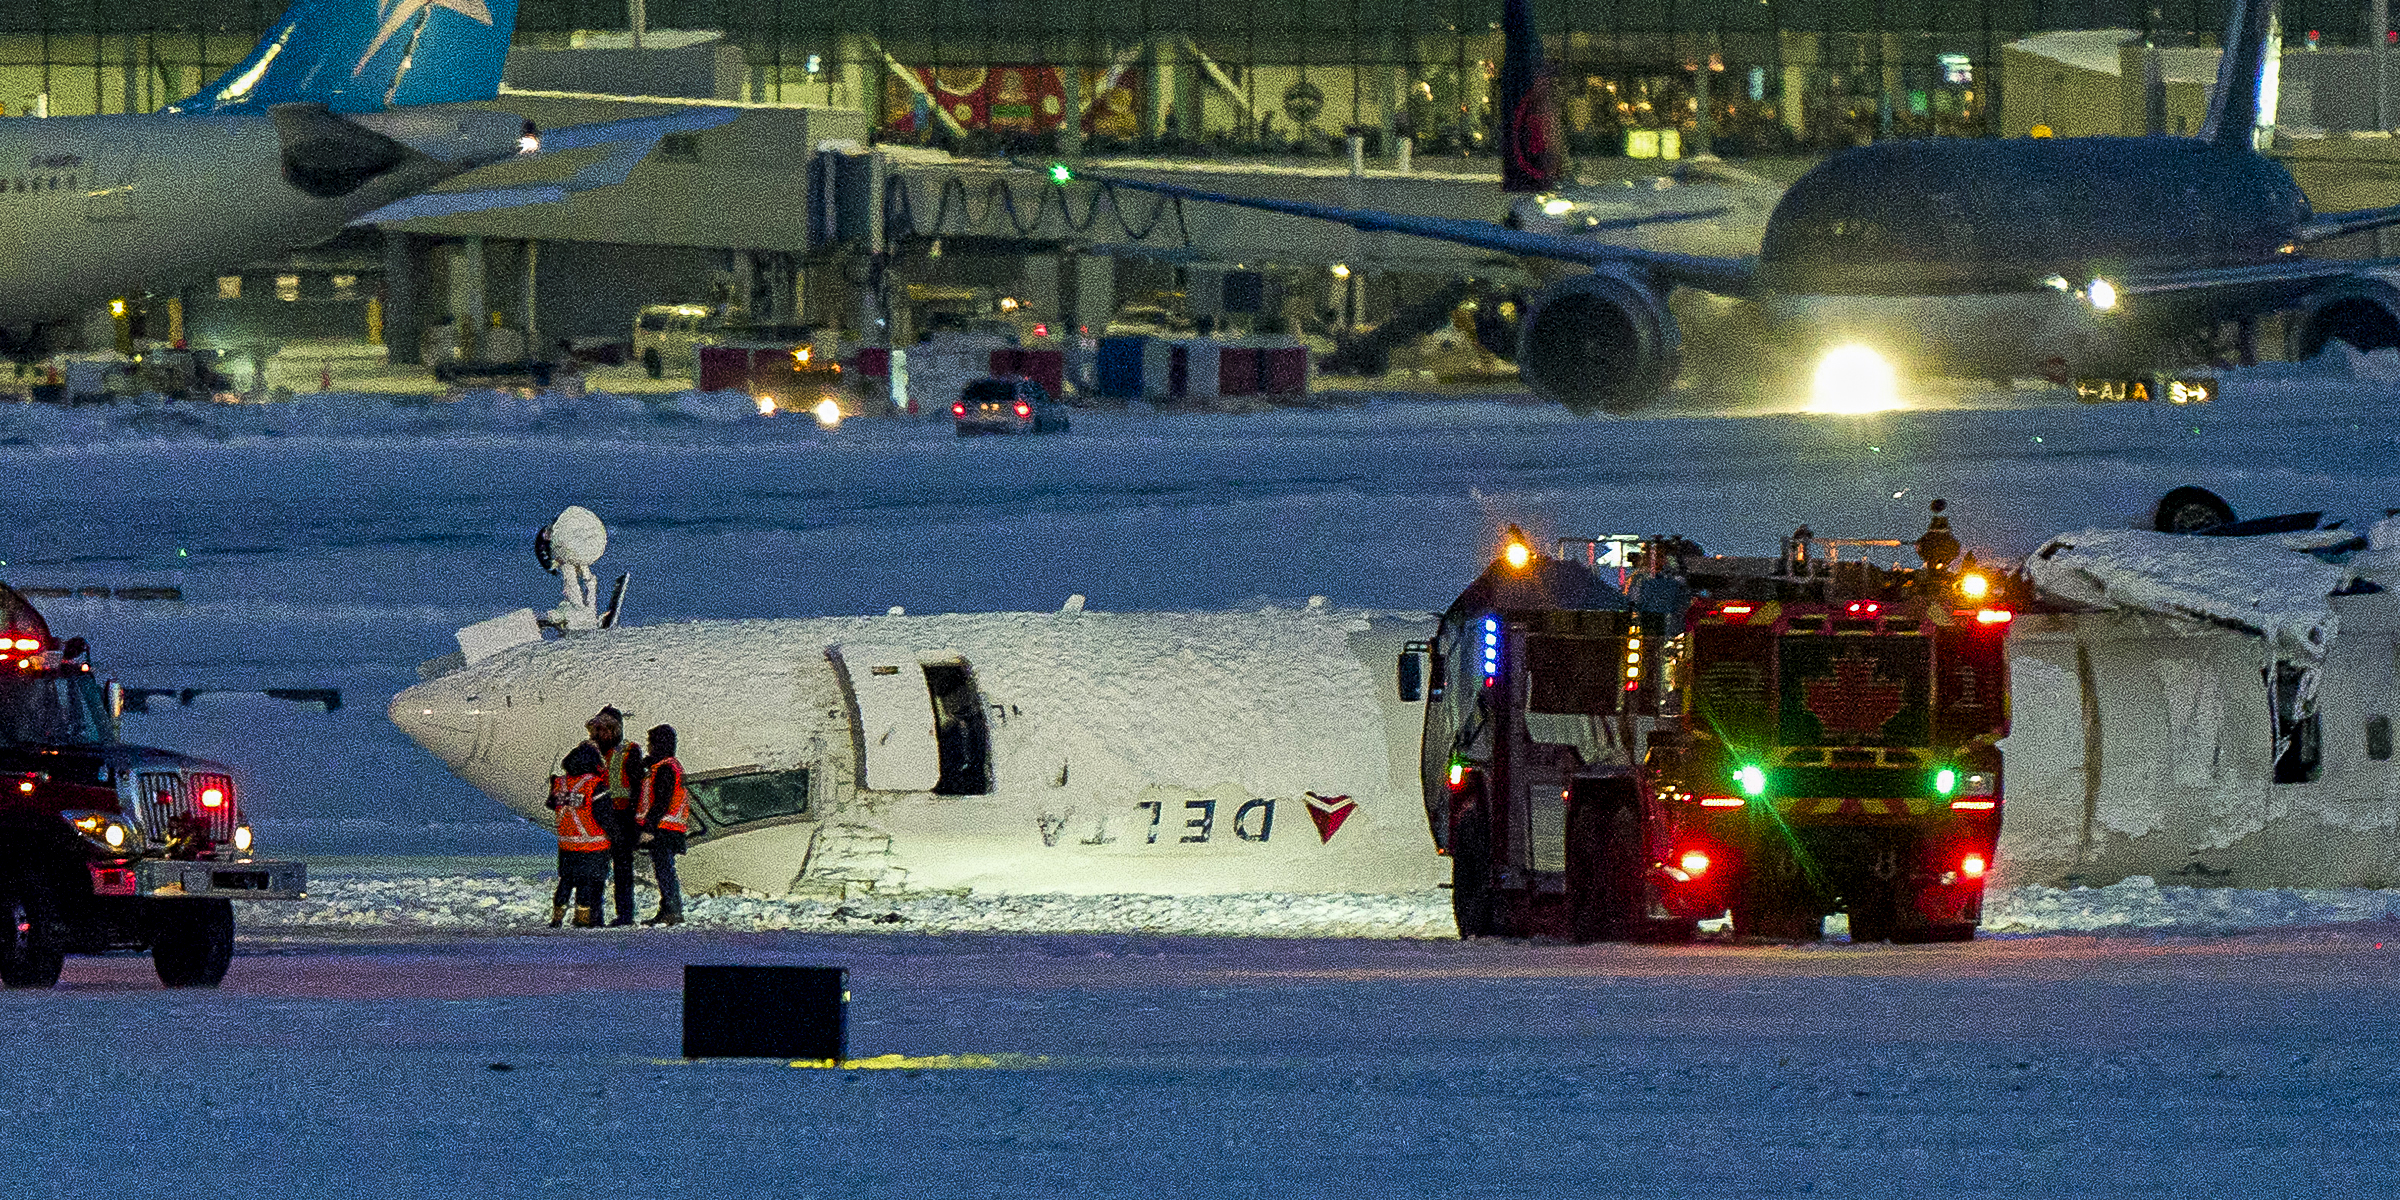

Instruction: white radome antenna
[538,506,617,631]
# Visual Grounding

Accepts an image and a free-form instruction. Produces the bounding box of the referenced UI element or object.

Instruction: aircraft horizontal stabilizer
[1051,167,1761,298]
[354,105,738,223]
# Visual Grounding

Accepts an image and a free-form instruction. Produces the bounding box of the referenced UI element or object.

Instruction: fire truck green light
[1735,765,1767,796]
[1047,163,1073,184]
[1934,768,1958,796]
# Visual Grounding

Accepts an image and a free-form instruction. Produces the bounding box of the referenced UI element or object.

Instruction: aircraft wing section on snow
[355,105,739,222]
[1063,169,1762,299]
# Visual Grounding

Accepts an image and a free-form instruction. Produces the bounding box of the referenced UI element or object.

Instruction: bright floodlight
[1805,344,1903,414]
[2087,278,2118,311]
[813,398,844,427]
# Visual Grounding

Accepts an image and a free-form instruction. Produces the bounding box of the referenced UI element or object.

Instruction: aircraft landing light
[1804,344,1905,414]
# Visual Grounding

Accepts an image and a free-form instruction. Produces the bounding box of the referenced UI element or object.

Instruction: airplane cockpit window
[686,768,811,833]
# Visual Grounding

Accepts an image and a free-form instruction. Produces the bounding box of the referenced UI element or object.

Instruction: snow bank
[242,866,2400,940]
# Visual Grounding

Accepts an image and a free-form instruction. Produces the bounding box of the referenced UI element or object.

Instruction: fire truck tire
[1450,794,1499,939]
[1567,796,1642,942]
[0,884,65,989]
[151,899,234,988]
[1846,902,1894,944]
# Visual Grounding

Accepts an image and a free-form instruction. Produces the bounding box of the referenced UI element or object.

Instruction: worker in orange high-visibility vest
[636,724,691,926]
[580,707,646,927]
[548,742,612,927]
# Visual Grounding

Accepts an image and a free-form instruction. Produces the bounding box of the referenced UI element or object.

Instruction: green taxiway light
[1934,768,1958,796]
[1047,163,1074,184]
[1735,764,1767,797]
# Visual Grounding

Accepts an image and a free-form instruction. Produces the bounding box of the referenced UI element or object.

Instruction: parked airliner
[1066,0,2400,413]
[0,0,729,358]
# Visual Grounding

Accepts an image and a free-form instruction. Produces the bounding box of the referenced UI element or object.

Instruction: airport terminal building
[5,0,2399,372]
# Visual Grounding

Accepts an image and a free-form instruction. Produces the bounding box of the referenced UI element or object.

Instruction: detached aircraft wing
[354,105,740,222]
[1057,168,1763,299]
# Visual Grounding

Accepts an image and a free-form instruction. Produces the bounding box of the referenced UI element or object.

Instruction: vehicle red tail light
[1014,401,1032,418]
[1677,850,1710,876]
[951,402,967,417]
[1961,853,1987,879]
[1844,600,1881,616]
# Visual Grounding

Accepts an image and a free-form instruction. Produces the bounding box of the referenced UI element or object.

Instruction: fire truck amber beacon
[1420,499,2012,944]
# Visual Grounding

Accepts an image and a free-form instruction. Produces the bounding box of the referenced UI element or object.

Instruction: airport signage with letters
[2072,376,2215,405]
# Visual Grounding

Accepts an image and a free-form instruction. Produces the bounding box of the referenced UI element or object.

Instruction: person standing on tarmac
[581,707,645,927]
[636,724,690,925]
[548,744,611,927]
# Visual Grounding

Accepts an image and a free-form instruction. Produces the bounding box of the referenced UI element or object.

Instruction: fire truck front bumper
[97,859,308,900]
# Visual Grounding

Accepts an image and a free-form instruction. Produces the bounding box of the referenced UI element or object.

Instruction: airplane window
[687,768,811,830]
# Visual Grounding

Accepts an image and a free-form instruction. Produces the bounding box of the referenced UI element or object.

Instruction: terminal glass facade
[0,0,2377,152]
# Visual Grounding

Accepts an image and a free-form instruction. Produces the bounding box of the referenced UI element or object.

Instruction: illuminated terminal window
[275,273,301,302]
[216,275,241,300]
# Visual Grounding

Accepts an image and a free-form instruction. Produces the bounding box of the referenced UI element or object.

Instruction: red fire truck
[1400,504,2013,942]
[0,582,304,987]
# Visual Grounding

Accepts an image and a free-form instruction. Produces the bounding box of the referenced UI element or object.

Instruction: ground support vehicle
[952,377,1070,435]
[0,583,303,988]
[1402,509,2013,942]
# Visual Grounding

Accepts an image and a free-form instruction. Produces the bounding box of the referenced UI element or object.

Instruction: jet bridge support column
[383,232,426,366]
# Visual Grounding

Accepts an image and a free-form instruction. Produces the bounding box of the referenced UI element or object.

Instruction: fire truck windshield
[0,669,113,747]
[1522,634,1632,762]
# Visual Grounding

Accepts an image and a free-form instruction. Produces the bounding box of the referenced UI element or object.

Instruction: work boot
[572,905,600,928]
[548,904,564,928]
[642,910,684,927]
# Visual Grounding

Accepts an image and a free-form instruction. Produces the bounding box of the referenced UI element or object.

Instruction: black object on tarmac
[683,965,848,1060]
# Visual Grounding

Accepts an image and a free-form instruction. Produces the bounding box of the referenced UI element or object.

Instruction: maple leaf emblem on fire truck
[1801,651,1907,738]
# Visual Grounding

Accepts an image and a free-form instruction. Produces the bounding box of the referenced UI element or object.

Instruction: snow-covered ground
[12,369,2400,1191]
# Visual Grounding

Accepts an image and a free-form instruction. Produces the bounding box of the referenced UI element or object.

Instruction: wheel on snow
[1450,793,1499,939]
[2153,486,2235,535]
[151,899,234,988]
[1566,790,1642,943]
[0,885,65,989]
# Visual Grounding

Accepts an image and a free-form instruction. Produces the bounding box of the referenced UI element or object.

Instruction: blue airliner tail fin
[2198,0,2280,149]
[172,0,521,114]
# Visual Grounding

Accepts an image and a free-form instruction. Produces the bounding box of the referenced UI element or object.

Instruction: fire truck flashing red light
[1950,798,1998,811]
[1961,853,1988,879]
[200,787,225,808]
[1975,608,2013,625]
[1698,796,1745,808]
[8,638,37,651]
[1677,850,1710,876]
